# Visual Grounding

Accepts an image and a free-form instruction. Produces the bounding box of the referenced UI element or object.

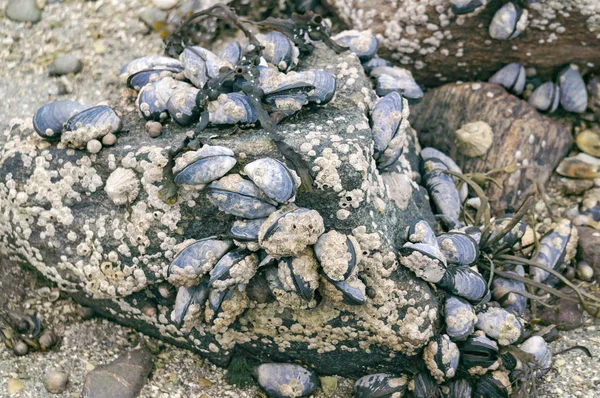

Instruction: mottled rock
[5,0,43,23]
[538,288,585,331]
[49,55,83,76]
[0,44,438,377]
[81,348,153,398]
[576,226,600,284]
[410,83,572,214]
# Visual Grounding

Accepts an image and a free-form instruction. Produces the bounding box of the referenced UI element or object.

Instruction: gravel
[0,0,599,397]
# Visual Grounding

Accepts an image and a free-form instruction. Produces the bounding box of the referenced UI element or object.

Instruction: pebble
[558,178,594,196]
[138,7,168,29]
[48,55,83,76]
[87,139,102,154]
[13,340,29,356]
[576,261,594,281]
[7,379,24,395]
[5,0,43,23]
[78,306,95,320]
[102,133,117,146]
[44,370,69,394]
[538,288,585,331]
[153,0,179,10]
[319,376,338,397]
[146,121,162,137]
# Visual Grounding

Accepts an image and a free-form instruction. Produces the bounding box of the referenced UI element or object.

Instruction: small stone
[79,306,95,320]
[197,377,212,389]
[256,363,318,398]
[87,139,102,154]
[538,287,584,331]
[7,379,24,395]
[49,55,83,76]
[555,358,566,367]
[5,0,43,22]
[576,129,600,157]
[576,260,594,281]
[38,329,58,349]
[13,340,29,356]
[44,370,69,394]
[101,133,117,146]
[319,376,338,397]
[146,121,162,137]
[141,304,157,318]
[153,0,179,10]
[454,121,493,157]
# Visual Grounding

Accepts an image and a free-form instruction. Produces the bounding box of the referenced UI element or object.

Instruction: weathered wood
[409,82,573,214]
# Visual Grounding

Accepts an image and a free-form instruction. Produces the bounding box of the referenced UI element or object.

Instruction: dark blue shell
[445,296,476,341]
[354,373,408,398]
[437,232,479,265]
[171,280,210,326]
[438,266,487,302]
[333,30,379,61]
[371,91,404,161]
[530,219,572,283]
[244,158,298,203]
[329,278,366,305]
[167,86,200,126]
[120,55,182,79]
[207,174,277,219]
[63,105,122,134]
[408,219,438,247]
[127,67,182,90]
[230,218,266,241]
[488,63,526,94]
[558,64,588,113]
[371,66,424,100]
[362,57,392,75]
[168,238,232,284]
[457,334,499,371]
[208,248,252,286]
[33,100,88,139]
[528,81,560,113]
[219,41,242,66]
[485,215,526,253]
[174,145,236,186]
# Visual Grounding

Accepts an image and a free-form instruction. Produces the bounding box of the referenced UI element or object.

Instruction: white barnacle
[105,167,140,206]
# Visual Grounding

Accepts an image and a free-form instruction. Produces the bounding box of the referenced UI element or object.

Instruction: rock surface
[410,82,573,214]
[0,44,438,377]
[82,348,153,398]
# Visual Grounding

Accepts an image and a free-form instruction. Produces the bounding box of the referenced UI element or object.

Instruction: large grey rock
[5,0,43,23]
[0,44,438,377]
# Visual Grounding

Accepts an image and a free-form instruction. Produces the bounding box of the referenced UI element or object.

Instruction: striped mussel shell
[399,242,447,283]
[445,378,473,398]
[488,2,528,40]
[174,145,237,186]
[230,218,266,242]
[422,158,463,230]
[488,63,526,95]
[445,296,477,341]
[257,31,299,71]
[423,334,460,383]
[528,81,560,113]
[472,371,512,398]
[475,306,523,346]
[63,105,122,136]
[33,100,88,139]
[411,371,439,398]
[354,373,409,398]
[168,237,233,287]
[437,232,479,266]
[457,332,500,376]
[244,157,300,204]
[408,219,438,247]
[530,218,576,283]
[208,248,259,291]
[171,279,210,326]
[421,147,468,202]
[258,66,336,105]
[314,230,360,282]
[438,266,487,303]
[207,174,277,219]
[332,29,379,61]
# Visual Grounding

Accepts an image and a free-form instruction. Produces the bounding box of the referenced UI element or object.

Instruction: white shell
[105,167,140,205]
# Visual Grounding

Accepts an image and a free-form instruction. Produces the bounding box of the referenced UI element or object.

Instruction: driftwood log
[409,82,573,214]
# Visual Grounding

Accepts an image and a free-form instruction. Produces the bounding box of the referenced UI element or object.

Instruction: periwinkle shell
[475,307,523,345]
[558,64,588,113]
[354,373,409,398]
[33,100,88,139]
[445,296,477,341]
[207,174,277,219]
[255,363,318,398]
[244,158,299,203]
[488,63,526,95]
[174,145,236,186]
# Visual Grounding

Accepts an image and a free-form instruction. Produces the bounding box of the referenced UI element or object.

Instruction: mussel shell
[423,334,460,383]
[399,242,447,283]
[530,219,573,283]
[208,248,254,286]
[444,296,477,341]
[219,41,242,66]
[446,378,473,398]
[207,174,277,219]
[518,336,552,372]
[488,2,525,40]
[207,93,258,125]
[422,164,462,229]
[528,81,560,113]
[371,91,404,160]
[171,280,209,325]
[137,77,191,121]
[258,31,298,71]
[411,371,438,398]
[362,57,392,75]
[472,371,511,398]
[33,100,88,139]
[475,307,523,345]
[174,145,236,186]
[244,157,299,203]
[278,251,319,302]
[558,64,588,113]
[314,230,359,281]
[255,363,318,398]
[167,86,200,126]
[328,276,366,305]
[408,219,438,247]
[63,105,122,135]
[265,266,321,309]
[421,147,468,202]
[333,30,379,61]
[180,46,230,88]
[488,63,526,95]
[259,67,336,105]
[354,373,408,398]
[451,0,487,15]
[459,226,482,245]
[491,265,527,315]
[127,67,182,90]
[484,215,526,253]
[205,286,232,323]
[371,66,423,100]
[230,218,266,241]
[437,232,479,265]
[168,237,233,287]
[458,333,499,373]
[119,55,182,80]
[438,266,487,303]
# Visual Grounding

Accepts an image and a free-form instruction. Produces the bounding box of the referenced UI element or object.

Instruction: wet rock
[82,348,153,398]
[538,288,585,331]
[49,55,83,76]
[44,370,69,394]
[576,226,600,284]
[5,0,43,23]
[410,83,572,214]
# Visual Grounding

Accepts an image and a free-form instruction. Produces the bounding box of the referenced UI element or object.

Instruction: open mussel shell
[362,57,392,75]
[437,232,479,266]
[446,378,473,398]
[488,63,526,95]
[207,174,277,219]
[168,237,233,287]
[33,100,88,139]
[255,363,318,398]
[174,145,236,186]
[423,334,460,383]
[473,371,512,398]
[244,157,299,204]
[167,86,200,126]
[457,333,500,375]
[207,93,258,125]
[171,280,210,326]
[488,2,527,40]
[530,219,575,283]
[219,41,242,66]
[278,249,320,302]
[333,30,378,61]
[119,55,182,80]
[399,242,447,283]
[137,77,191,121]
[258,206,325,258]
[491,265,527,315]
[445,296,477,341]
[63,105,122,135]
[484,214,526,253]
[370,66,424,100]
[408,219,438,247]
[451,0,488,15]
[230,218,266,241]
[421,147,468,202]
[314,230,360,282]
[180,46,230,88]
[438,266,487,302]
[127,67,182,90]
[518,336,552,374]
[558,64,588,113]
[208,248,258,288]
[528,81,560,113]
[354,373,408,398]
[475,307,523,346]
[371,91,405,160]
[257,31,299,72]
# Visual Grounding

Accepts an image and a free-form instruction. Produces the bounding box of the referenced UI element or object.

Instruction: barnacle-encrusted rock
[0,44,438,377]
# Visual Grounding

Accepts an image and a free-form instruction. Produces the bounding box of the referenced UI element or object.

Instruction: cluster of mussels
[28,4,596,398]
